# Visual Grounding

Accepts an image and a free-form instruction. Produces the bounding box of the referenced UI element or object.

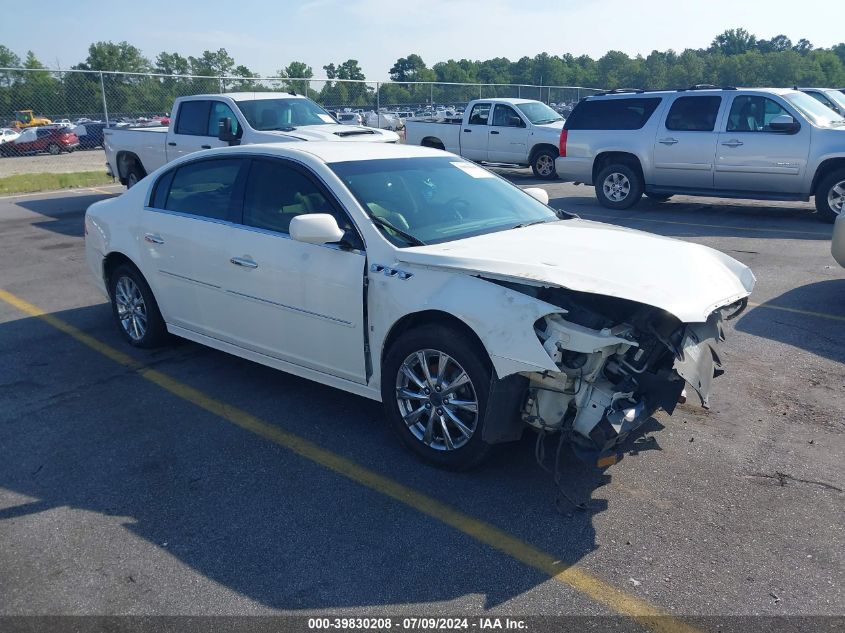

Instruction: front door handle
[230,257,258,269]
[490,130,500,135]
[200,145,211,149]
[463,129,472,133]
[144,233,164,244]
[721,140,744,148]
[658,137,678,145]
[167,142,177,147]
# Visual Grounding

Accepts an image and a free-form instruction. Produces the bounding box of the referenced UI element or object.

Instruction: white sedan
[85,143,755,469]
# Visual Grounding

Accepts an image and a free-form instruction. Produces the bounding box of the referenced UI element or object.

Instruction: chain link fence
[0,68,601,178]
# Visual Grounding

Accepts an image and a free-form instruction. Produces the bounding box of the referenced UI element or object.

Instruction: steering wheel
[444,197,470,221]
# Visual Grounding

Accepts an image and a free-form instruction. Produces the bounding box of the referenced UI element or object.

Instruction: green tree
[711,28,757,55]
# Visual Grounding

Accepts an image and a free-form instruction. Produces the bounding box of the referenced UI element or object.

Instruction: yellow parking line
[579,212,830,238]
[0,286,699,633]
[748,301,845,322]
[86,186,119,195]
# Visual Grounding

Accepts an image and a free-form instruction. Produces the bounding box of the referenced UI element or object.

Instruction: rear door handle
[721,140,744,148]
[144,233,164,244]
[658,137,678,145]
[463,129,472,133]
[167,142,177,146]
[230,257,258,269]
[200,145,211,149]
[490,130,500,135]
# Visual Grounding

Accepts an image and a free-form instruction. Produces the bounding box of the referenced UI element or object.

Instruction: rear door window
[665,96,722,131]
[564,97,662,130]
[175,100,211,136]
[467,103,492,125]
[162,158,245,221]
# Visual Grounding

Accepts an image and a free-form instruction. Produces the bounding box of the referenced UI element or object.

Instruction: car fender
[368,265,560,391]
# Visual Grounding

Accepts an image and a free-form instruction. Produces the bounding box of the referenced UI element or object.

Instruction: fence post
[376,81,380,112]
[430,82,433,105]
[98,71,109,124]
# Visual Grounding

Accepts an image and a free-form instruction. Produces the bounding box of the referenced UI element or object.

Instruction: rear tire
[381,324,492,470]
[595,163,643,210]
[815,169,845,223]
[531,148,558,180]
[125,162,145,189]
[47,143,60,155]
[108,263,168,348]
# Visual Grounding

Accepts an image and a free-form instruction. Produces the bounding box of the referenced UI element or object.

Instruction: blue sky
[3,0,842,79]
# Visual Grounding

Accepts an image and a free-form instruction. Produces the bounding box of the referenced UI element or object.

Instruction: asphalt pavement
[0,176,843,630]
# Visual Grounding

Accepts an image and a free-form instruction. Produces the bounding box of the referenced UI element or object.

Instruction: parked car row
[0,125,79,156]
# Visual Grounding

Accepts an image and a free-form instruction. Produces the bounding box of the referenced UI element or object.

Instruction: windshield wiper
[266,126,297,131]
[534,118,562,124]
[370,215,426,246]
[510,218,554,230]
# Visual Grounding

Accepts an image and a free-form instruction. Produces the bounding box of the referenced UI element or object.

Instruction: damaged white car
[85,142,755,470]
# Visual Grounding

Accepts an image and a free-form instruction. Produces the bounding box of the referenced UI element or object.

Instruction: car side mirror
[217,117,241,145]
[289,214,345,245]
[510,116,525,128]
[769,114,799,133]
[524,187,549,205]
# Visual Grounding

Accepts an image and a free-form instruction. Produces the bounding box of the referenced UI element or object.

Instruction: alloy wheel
[827,180,845,216]
[114,275,147,341]
[395,349,479,451]
[536,154,554,177]
[603,172,631,202]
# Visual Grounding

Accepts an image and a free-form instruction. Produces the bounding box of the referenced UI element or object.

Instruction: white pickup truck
[403,98,565,179]
[104,92,400,187]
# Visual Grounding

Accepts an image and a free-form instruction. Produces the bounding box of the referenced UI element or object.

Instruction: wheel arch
[116,151,146,184]
[381,309,490,369]
[529,142,559,164]
[592,150,645,186]
[811,157,845,195]
[102,251,139,289]
[420,136,445,150]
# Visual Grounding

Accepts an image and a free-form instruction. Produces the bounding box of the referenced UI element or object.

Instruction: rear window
[565,97,662,130]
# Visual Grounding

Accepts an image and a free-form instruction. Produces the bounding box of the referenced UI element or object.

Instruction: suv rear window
[565,97,662,130]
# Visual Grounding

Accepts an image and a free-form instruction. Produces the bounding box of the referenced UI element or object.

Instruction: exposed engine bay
[497,281,747,463]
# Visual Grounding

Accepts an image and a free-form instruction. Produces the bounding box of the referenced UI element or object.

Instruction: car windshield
[783,91,845,127]
[330,156,564,246]
[235,98,337,130]
[823,89,845,112]
[515,102,563,124]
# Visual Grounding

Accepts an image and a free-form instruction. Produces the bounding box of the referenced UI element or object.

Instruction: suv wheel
[815,169,845,223]
[382,324,492,470]
[531,148,558,180]
[595,163,643,210]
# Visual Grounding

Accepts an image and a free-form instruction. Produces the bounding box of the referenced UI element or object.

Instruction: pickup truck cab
[555,87,845,222]
[104,92,400,187]
[404,98,565,179]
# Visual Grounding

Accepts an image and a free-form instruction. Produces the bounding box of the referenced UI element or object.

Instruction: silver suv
[554,87,845,222]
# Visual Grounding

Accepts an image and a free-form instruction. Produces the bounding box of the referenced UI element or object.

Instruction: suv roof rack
[592,88,646,96]
[677,84,737,91]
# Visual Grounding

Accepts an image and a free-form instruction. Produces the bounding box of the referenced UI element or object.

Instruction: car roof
[475,97,542,105]
[588,87,798,99]
[183,91,309,101]
[200,141,449,164]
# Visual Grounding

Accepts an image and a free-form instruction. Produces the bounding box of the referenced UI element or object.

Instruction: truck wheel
[815,169,845,223]
[125,163,145,189]
[382,324,493,471]
[531,148,558,180]
[595,163,643,210]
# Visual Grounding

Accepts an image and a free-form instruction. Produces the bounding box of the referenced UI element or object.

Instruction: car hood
[257,124,399,143]
[395,219,755,323]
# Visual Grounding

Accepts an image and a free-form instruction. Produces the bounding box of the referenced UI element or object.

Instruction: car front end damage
[506,283,748,464]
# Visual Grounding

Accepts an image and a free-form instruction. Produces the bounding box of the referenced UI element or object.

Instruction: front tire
[815,169,845,223]
[108,264,167,348]
[382,324,492,470]
[47,143,60,155]
[531,148,558,180]
[595,163,643,209]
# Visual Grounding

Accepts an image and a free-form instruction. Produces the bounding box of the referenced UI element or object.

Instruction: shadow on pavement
[735,280,845,364]
[0,302,671,611]
[13,192,116,237]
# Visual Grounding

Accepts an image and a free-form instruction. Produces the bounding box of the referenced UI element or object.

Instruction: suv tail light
[559,129,568,157]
